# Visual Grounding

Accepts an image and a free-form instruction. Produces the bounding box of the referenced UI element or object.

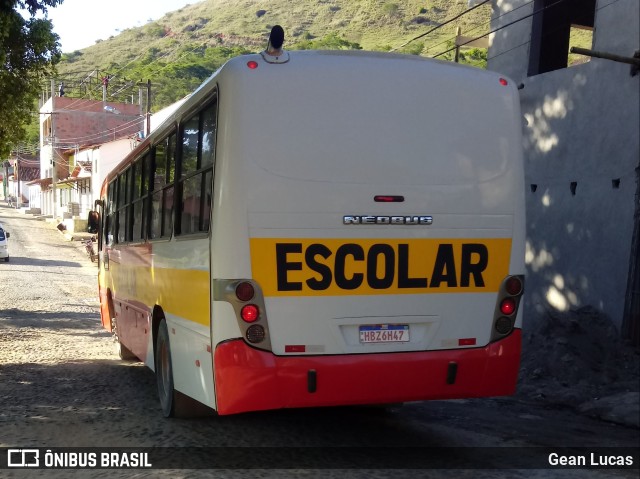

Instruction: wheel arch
[103,288,115,332]
[151,305,166,361]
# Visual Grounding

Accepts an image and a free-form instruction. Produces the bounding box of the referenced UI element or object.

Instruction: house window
[528,0,596,76]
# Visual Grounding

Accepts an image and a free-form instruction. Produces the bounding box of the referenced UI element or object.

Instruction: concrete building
[487,0,639,344]
[2,154,39,206]
[37,95,143,221]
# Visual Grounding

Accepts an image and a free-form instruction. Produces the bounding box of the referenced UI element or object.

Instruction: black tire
[156,319,182,417]
[155,319,210,418]
[4,257,8,262]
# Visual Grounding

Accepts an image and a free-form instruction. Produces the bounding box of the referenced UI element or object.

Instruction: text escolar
[276,242,488,292]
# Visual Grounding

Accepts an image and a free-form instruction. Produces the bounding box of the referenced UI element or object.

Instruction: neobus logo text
[250,238,511,297]
[344,216,433,225]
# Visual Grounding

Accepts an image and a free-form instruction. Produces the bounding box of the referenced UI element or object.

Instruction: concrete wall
[487,0,639,330]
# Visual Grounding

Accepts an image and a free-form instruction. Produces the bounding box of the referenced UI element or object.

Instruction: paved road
[0,204,638,478]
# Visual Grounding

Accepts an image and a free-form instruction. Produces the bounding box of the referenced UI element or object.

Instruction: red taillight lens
[500,298,516,315]
[247,61,259,69]
[499,77,508,86]
[241,304,259,322]
[505,276,523,296]
[235,282,255,302]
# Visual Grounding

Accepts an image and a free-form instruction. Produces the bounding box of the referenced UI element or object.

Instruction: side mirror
[6,233,9,238]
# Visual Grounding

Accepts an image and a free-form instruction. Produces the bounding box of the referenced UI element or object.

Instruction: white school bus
[97,43,525,417]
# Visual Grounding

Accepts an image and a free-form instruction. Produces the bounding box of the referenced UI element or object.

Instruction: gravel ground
[518,308,640,428]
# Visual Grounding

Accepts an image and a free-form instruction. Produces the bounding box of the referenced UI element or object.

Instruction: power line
[423,0,535,56]
[431,0,623,61]
[55,117,143,144]
[432,0,567,59]
[391,0,491,52]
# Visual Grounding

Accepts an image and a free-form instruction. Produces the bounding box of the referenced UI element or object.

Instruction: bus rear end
[211,51,525,415]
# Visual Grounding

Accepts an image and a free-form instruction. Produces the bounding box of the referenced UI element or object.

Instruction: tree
[0,1,62,157]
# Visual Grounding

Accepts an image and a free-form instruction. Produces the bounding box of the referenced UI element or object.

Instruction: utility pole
[15,160,20,209]
[51,79,58,220]
[136,79,152,137]
[146,79,151,137]
[138,83,144,138]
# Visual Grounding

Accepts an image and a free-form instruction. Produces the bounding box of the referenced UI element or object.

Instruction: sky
[45,0,198,53]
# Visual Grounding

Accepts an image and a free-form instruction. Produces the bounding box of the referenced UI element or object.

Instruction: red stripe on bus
[213,330,521,415]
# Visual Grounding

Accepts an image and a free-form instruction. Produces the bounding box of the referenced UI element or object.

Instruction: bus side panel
[106,244,154,361]
[146,240,215,407]
[213,330,521,416]
[167,315,216,408]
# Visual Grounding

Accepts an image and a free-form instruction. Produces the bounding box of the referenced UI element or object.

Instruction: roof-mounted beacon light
[261,25,290,64]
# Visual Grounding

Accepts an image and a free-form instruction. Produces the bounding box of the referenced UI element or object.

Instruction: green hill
[56,0,491,111]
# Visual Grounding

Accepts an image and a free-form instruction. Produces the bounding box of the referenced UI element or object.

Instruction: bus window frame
[149,131,177,242]
[131,149,151,244]
[175,96,217,238]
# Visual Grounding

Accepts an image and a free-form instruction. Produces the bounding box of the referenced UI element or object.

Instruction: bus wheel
[156,319,186,417]
[155,319,214,418]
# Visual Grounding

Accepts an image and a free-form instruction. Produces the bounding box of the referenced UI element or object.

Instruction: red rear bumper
[214,329,521,415]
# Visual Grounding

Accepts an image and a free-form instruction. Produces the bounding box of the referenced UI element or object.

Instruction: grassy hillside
[56,0,492,110]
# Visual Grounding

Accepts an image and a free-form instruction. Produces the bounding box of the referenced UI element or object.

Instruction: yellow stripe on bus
[109,262,211,326]
[251,238,511,297]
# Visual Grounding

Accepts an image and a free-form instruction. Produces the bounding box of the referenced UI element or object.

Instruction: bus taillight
[500,298,516,316]
[491,275,525,341]
[222,279,271,349]
[241,304,259,322]
[236,281,255,301]
[495,317,513,335]
[505,276,523,296]
[246,325,266,343]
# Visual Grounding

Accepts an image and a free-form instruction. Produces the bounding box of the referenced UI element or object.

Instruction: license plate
[359,324,409,343]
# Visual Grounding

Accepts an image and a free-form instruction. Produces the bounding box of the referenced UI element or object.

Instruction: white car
[0,225,10,262]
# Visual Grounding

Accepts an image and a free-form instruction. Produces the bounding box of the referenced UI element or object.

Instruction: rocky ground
[518,307,639,428]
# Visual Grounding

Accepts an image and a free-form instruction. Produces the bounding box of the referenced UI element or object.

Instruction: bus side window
[132,153,150,242]
[107,179,117,245]
[202,170,213,232]
[150,134,176,239]
[177,99,216,236]
[116,169,131,243]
